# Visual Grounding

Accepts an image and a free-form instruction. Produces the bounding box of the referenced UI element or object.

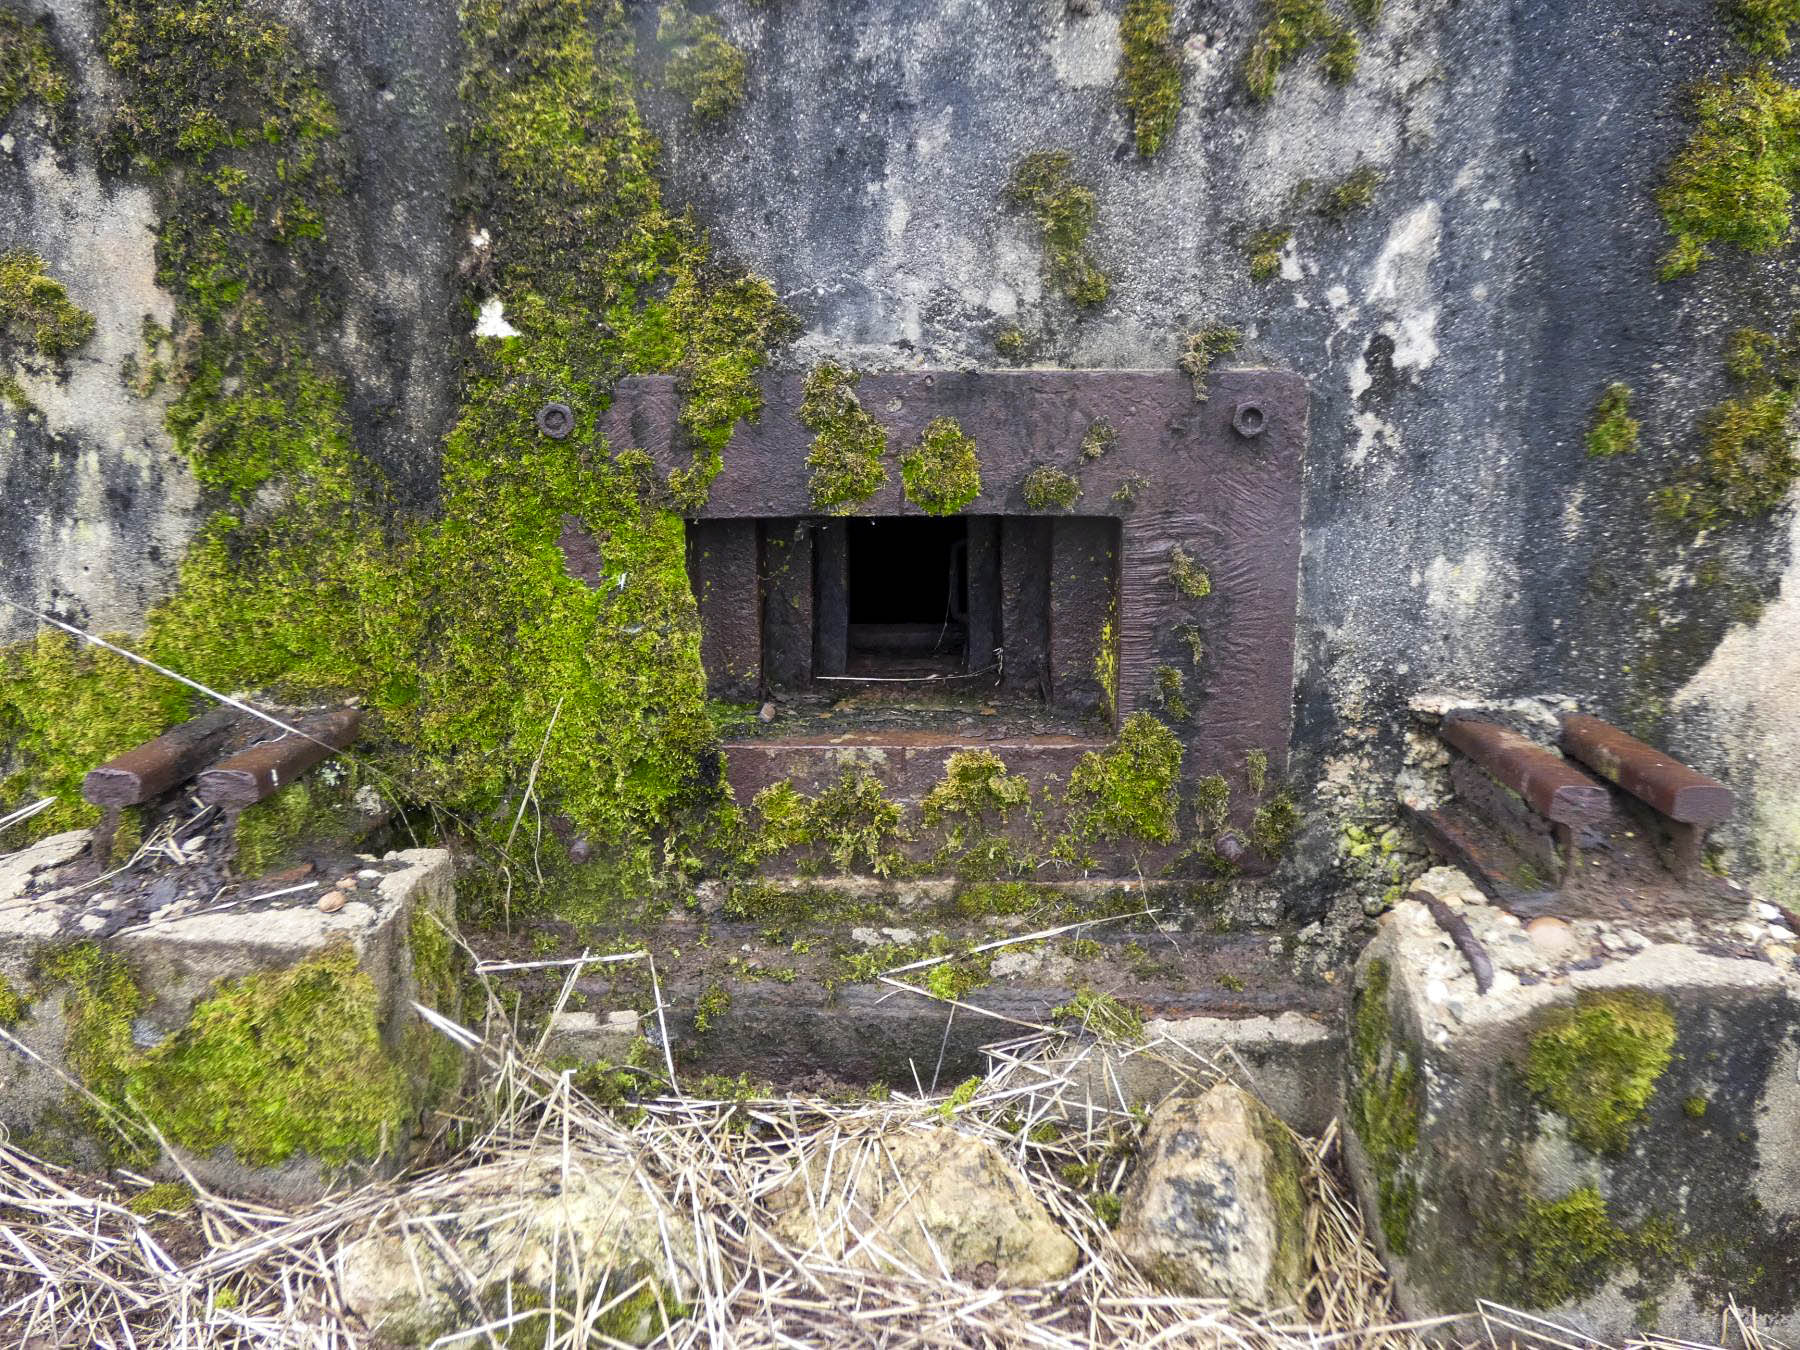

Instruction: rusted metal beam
[1440,716,1611,827]
[1559,714,1734,826]
[82,706,245,808]
[195,709,362,809]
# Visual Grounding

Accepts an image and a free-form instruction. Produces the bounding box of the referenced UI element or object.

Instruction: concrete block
[1345,867,1800,1341]
[0,839,464,1201]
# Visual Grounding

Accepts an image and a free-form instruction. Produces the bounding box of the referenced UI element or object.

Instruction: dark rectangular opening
[843,517,967,677]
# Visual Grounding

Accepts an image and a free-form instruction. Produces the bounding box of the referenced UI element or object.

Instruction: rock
[1345,899,1800,1344]
[339,1147,694,1345]
[1525,916,1580,957]
[693,879,725,915]
[317,890,348,913]
[758,700,777,723]
[765,1125,1078,1284]
[1114,1084,1309,1307]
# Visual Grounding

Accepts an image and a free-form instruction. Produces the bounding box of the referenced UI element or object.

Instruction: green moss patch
[1005,151,1109,307]
[1524,990,1676,1156]
[1080,418,1117,460]
[1052,987,1147,1043]
[1117,0,1182,157]
[0,10,69,123]
[1062,711,1183,848]
[803,361,889,512]
[1245,0,1361,102]
[1348,958,1423,1254]
[747,767,905,877]
[1587,382,1640,457]
[0,974,26,1030]
[38,941,411,1168]
[656,3,746,121]
[1169,546,1211,599]
[1727,0,1800,60]
[1657,321,1798,525]
[1021,464,1080,510]
[1499,1187,1623,1306]
[1179,326,1239,401]
[1246,226,1291,281]
[921,750,1030,846]
[1658,68,1800,280]
[0,250,95,364]
[901,417,981,515]
[1317,165,1382,222]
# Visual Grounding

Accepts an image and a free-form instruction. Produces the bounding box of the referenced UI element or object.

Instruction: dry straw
[0,940,1786,1349]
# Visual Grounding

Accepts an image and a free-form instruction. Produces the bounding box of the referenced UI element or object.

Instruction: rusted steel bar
[1411,887,1495,994]
[1440,716,1611,827]
[1559,714,1734,826]
[195,709,362,809]
[82,706,245,808]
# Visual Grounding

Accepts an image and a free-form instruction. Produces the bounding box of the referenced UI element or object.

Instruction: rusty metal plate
[604,368,1307,875]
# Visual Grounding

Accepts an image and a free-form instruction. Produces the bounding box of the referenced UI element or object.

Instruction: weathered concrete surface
[338,1146,697,1346]
[0,0,460,643]
[1115,1083,1309,1307]
[0,842,463,1200]
[1344,867,1800,1340]
[765,1124,1080,1283]
[1052,1010,1342,1137]
[636,0,1800,911]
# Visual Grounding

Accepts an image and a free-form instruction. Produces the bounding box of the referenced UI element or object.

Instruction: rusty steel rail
[1559,714,1734,825]
[1440,716,1611,826]
[196,708,362,810]
[83,706,245,808]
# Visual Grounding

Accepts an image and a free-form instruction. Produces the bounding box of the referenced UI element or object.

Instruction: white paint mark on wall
[474,298,520,339]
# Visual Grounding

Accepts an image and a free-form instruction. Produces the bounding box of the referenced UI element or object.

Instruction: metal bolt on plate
[1231,401,1266,439]
[536,402,575,439]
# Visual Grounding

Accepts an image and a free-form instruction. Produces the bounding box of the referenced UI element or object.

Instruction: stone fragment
[1525,915,1579,957]
[339,1147,694,1345]
[317,890,348,913]
[544,1008,640,1065]
[1114,1083,1309,1307]
[758,700,777,723]
[765,1125,1078,1284]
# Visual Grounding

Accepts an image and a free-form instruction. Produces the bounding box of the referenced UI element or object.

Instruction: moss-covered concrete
[900,416,981,515]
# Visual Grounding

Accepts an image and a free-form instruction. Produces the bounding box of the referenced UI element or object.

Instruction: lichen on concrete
[1245,0,1361,102]
[1004,151,1108,307]
[1178,326,1239,401]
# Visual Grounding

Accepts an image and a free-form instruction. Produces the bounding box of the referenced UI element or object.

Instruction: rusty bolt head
[1214,831,1247,864]
[536,402,575,439]
[1231,401,1266,439]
